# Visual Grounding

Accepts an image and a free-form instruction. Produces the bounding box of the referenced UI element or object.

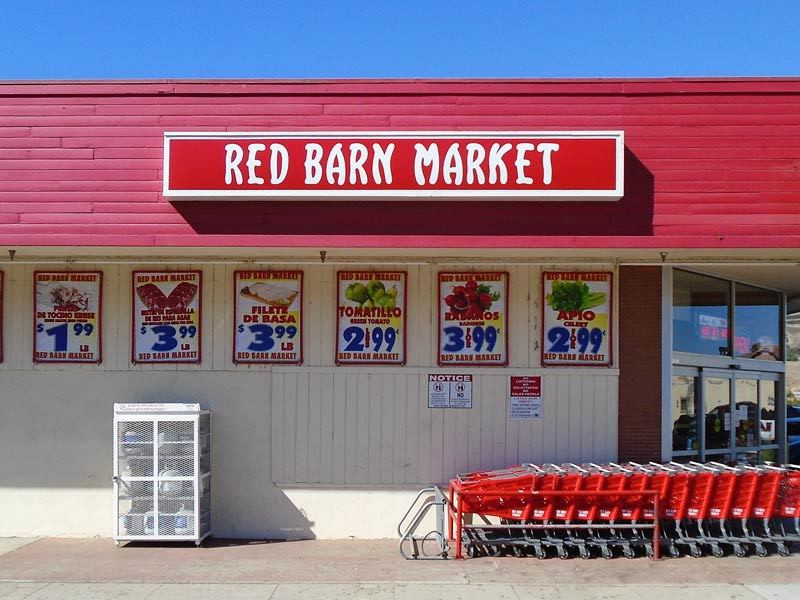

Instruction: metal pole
[455,491,463,560]
[653,493,661,561]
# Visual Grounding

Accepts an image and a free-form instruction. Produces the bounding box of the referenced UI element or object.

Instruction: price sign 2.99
[132,271,201,364]
[34,271,102,363]
[542,271,612,367]
[336,271,406,365]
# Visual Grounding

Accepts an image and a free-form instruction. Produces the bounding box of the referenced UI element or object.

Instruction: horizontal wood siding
[1,79,800,248]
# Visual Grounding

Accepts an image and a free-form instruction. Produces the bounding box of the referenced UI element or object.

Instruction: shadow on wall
[0,371,315,540]
[173,148,654,238]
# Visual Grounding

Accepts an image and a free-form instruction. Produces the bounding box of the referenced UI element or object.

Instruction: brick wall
[618,266,662,461]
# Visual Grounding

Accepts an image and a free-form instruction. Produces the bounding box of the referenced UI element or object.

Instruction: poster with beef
[542,271,612,366]
[438,272,508,366]
[132,271,201,364]
[336,271,406,365]
[34,271,102,363]
[234,270,302,364]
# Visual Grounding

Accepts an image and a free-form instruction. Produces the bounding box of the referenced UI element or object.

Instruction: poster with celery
[336,271,406,365]
[542,271,612,366]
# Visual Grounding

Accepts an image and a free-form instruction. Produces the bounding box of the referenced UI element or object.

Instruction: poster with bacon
[132,271,201,364]
[34,271,102,363]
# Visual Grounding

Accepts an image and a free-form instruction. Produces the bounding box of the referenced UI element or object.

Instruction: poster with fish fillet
[541,271,613,367]
[132,271,202,364]
[34,271,102,363]
[234,270,303,364]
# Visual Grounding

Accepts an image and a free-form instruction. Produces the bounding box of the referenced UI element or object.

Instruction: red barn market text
[164,132,623,198]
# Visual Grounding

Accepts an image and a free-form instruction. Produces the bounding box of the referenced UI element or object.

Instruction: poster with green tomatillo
[336,271,406,365]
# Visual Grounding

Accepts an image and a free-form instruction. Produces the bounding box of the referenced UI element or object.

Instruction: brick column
[618,266,663,462]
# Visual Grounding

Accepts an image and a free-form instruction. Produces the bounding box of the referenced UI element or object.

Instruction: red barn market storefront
[1,78,799,539]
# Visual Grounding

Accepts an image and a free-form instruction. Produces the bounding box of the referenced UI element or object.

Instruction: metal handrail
[398,486,450,560]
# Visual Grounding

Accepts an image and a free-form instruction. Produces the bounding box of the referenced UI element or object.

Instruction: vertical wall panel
[0,261,619,485]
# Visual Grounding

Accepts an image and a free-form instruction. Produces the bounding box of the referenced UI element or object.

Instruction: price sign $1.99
[36,322,93,351]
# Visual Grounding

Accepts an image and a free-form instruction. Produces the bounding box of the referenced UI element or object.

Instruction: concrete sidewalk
[0,538,798,599]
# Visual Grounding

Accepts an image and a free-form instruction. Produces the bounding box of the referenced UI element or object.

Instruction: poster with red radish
[438,272,508,366]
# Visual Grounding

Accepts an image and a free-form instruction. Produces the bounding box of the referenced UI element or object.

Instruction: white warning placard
[428,374,473,409]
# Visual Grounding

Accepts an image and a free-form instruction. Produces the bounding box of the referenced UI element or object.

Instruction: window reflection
[759,380,777,445]
[673,270,730,356]
[672,376,698,452]
[735,379,757,447]
[704,377,730,450]
[735,284,781,360]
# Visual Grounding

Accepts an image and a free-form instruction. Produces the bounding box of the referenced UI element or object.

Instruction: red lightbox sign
[164,131,624,199]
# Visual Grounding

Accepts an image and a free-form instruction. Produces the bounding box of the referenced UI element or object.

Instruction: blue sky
[0,1,797,79]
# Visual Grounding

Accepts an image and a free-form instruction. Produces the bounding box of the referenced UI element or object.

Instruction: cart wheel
[690,546,702,558]
[601,546,613,559]
[579,546,590,560]
[668,545,679,558]
[535,547,547,559]
[756,546,768,558]
[712,546,724,558]
[487,545,502,557]
[558,547,569,560]
[734,547,747,558]
[467,544,480,558]
[511,546,524,558]
[778,546,791,557]
[623,546,635,559]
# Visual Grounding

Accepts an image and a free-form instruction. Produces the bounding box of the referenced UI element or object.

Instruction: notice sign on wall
[439,272,508,366]
[542,271,612,366]
[133,271,201,364]
[509,376,542,419]
[428,374,473,409]
[34,271,101,363]
[336,271,406,365]
[234,270,302,364]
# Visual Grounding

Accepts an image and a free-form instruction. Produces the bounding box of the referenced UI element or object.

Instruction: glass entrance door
[671,367,780,463]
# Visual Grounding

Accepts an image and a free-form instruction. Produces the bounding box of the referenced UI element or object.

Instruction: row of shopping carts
[447,461,800,559]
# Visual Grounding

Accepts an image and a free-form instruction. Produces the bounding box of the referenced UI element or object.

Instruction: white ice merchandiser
[113,403,211,545]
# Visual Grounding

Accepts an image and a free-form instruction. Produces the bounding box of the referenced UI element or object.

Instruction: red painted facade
[2,78,800,248]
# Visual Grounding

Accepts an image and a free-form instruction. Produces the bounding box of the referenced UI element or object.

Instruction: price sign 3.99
[132,271,201,364]
[336,271,406,365]
[34,271,102,363]
[438,272,508,366]
[234,270,303,364]
[542,271,612,367]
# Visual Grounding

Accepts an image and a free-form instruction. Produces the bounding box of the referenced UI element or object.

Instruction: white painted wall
[0,261,618,538]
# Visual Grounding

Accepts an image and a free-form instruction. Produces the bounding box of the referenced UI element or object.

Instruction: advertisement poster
[132,271,201,364]
[34,271,101,363]
[336,271,406,365]
[509,376,542,419]
[428,374,473,409]
[542,271,612,366]
[234,270,302,364]
[438,272,508,366]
